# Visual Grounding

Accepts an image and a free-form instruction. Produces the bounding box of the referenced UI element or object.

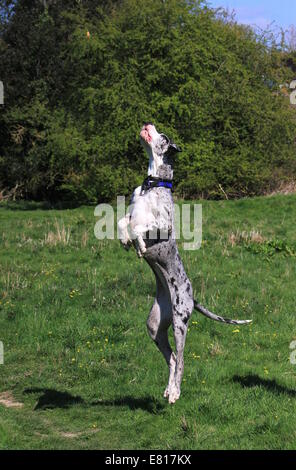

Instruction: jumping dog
[118,123,251,404]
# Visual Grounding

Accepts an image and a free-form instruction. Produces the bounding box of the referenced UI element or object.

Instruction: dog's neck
[147,148,173,180]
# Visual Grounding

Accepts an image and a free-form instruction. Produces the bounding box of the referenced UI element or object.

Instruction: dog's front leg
[132,228,147,258]
[118,213,132,250]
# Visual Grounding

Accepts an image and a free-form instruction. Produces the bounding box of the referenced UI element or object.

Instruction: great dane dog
[118,122,251,404]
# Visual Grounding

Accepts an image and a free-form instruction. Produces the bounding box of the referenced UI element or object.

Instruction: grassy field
[0,194,296,450]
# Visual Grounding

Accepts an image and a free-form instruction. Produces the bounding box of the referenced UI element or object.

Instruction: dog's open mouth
[140,124,153,143]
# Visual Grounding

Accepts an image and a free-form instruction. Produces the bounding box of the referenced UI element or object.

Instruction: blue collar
[141,176,173,193]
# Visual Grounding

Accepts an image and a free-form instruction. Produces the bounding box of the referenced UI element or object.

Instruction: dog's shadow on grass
[23,388,85,410]
[91,396,165,414]
[232,374,296,397]
[23,387,164,414]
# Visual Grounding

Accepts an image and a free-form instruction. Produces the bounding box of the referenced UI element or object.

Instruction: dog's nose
[143,121,153,128]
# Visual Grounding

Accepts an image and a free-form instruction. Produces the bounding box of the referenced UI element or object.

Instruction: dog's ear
[170,142,182,153]
[160,133,182,154]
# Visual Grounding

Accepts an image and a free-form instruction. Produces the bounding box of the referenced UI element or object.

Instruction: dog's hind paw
[168,387,180,404]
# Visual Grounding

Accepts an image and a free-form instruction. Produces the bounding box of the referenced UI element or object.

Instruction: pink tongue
[140,129,152,142]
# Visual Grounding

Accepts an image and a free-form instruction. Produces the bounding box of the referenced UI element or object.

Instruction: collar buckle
[141,176,173,194]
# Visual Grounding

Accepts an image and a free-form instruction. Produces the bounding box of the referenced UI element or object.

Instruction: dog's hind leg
[147,299,176,398]
[146,300,176,398]
[145,261,176,398]
[169,301,193,404]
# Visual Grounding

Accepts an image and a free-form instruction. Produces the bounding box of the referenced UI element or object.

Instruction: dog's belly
[144,237,194,301]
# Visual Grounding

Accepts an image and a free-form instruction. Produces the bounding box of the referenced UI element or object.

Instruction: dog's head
[140,122,181,158]
[140,122,181,179]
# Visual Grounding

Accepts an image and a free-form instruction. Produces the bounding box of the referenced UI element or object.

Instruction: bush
[0,0,295,202]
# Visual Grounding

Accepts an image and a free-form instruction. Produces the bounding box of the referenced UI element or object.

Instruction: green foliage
[0,0,295,203]
[245,238,296,260]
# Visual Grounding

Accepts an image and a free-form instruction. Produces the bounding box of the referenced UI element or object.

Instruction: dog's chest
[130,186,173,229]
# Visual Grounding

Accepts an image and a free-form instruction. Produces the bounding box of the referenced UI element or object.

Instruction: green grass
[0,194,296,450]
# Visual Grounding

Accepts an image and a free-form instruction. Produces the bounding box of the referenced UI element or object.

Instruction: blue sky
[208,0,295,30]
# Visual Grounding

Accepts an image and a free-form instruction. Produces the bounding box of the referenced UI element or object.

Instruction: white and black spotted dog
[118,123,251,404]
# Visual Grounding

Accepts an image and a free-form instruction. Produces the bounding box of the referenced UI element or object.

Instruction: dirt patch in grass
[0,391,24,408]
[59,429,100,439]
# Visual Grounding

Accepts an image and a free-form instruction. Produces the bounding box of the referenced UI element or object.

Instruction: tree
[0,0,295,203]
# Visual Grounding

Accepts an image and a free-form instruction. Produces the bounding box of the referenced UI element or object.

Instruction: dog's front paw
[139,245,147,256]
[136,247,146,258]
[120,239,132,251]
[134,237,147,258]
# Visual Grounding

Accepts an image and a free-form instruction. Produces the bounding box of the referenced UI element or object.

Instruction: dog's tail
[194,300,252,325]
